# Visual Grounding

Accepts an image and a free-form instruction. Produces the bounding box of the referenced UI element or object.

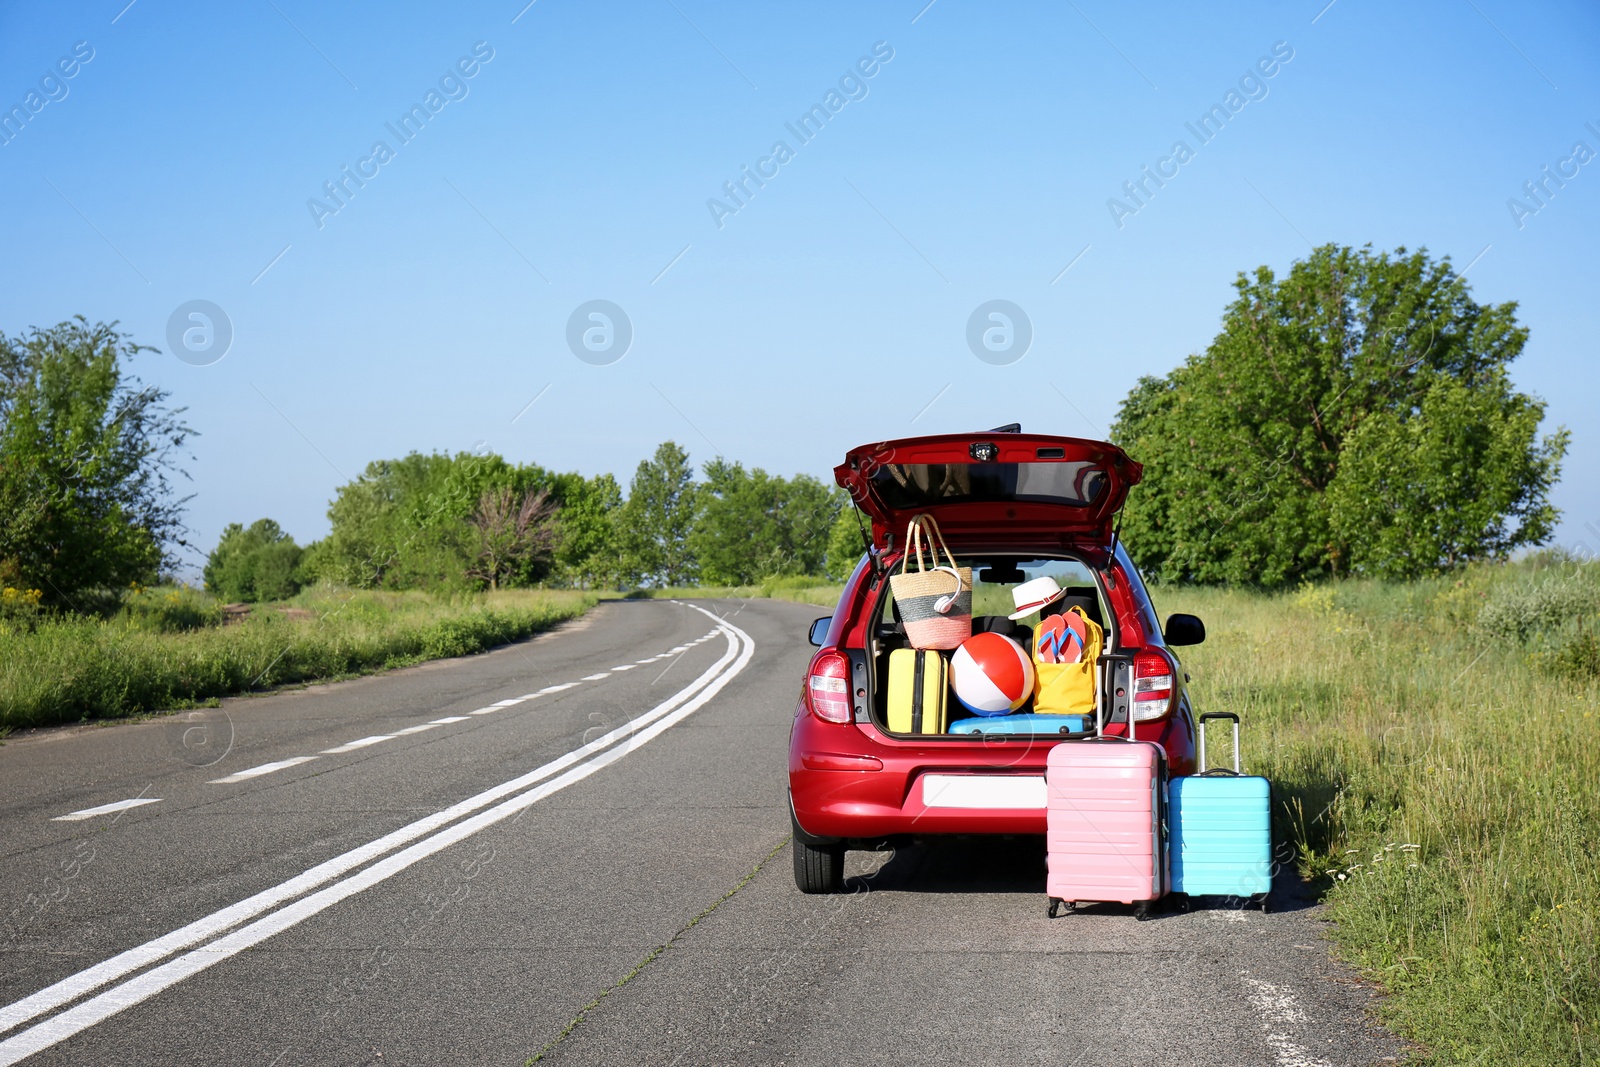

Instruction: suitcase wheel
[1254,893,1270,914]
[1047,898,1074,919]
[1133,901,1154,922]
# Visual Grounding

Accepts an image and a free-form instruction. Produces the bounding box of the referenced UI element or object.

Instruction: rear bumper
[788,703,1197,843]
[789,713,1053,840]
[790,767,1050,840]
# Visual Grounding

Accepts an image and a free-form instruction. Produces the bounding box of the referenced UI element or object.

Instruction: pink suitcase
[1045,738,1169,918]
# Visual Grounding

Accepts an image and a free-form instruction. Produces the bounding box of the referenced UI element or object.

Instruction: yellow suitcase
[886,648,948,734]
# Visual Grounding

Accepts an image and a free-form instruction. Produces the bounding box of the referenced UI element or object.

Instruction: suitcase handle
[1197,712,1241,774]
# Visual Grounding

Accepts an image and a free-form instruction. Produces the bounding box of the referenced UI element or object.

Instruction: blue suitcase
[1169,712,1272,909]
[948,713,1094,736]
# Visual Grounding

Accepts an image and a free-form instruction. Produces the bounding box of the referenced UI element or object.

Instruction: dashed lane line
[208,758,319,785]
[319,735,394,755]
[52,799,162,822]
[193,628,720,788]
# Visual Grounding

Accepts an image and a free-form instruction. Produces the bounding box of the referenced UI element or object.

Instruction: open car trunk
[860,553,1134,741]
[834,431,1143,553]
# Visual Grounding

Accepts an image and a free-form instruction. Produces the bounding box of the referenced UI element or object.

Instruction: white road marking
[52,799,161,822]
[208,758,318,785]
[0,606,752,1057]
[1242,977,1308,1023]
[580,673,611,681]
[467,707,500,716]
[490,699,524,707]
[428,716,470,724]
[610,664,636,672]
[538,683,578,694]
[319,735,393,755]
[392,724,440,736]
[669,646,687,653]
[1241,975,1329,1067]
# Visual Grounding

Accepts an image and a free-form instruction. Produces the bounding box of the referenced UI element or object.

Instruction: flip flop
[1059,610,1089,664]
[1035,615,1067,664]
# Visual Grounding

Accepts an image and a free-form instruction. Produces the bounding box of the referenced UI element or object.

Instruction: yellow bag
[1031,606,1103,716]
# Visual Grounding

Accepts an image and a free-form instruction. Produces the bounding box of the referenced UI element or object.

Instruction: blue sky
[2,0,1596,571]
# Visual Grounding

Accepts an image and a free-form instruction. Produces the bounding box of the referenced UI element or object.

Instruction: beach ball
[949,632,1035,716]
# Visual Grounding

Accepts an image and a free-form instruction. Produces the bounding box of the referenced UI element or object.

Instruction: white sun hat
[1008,576,1066,620]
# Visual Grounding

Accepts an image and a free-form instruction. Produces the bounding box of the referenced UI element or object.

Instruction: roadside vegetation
[1162,552,1598,1066]
[0,586,593,730]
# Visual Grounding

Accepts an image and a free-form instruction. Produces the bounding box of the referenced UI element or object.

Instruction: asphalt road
[0,598,1402,1066]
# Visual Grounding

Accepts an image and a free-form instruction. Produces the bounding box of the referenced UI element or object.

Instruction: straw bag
[889,514,971,650]
[1032,606,1103,715]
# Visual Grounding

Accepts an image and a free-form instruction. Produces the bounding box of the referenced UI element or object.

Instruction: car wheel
[792,838,845,894]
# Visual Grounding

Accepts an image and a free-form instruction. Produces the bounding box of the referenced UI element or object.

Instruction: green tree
[548,471,623,588]
[618,441,698,586]
[312,452,463,589]
[1112,244,1568,586]
[204,519,305,602]
[1326,369,1565,579]
[309,451,629,591]
[0,319,193,609]
[690,461,842,584]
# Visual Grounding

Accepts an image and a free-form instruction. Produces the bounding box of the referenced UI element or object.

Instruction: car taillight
[1132,649,1175,722]
[807,651,853,724]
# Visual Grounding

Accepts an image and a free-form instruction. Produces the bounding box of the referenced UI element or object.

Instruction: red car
[789,429,1206,892]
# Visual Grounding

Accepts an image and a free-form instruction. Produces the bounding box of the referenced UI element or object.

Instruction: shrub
[120,583,221,633]
[1477,577,1596,641]
[204,519,306,602]
[0,586,44,632]
[1549,632,1600,680]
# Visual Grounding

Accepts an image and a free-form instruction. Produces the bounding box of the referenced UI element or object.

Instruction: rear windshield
[867,461,1107,509]
[878,557,1105,629]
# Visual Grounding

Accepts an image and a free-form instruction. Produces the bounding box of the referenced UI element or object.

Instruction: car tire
[792,838,845,894]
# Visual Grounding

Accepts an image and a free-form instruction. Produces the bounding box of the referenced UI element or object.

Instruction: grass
[1157,556,1599,1065]
[0,585,596,731]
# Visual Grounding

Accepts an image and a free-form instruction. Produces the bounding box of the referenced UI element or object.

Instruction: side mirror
[808,616,832,646]
[1164,613,1206,646]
